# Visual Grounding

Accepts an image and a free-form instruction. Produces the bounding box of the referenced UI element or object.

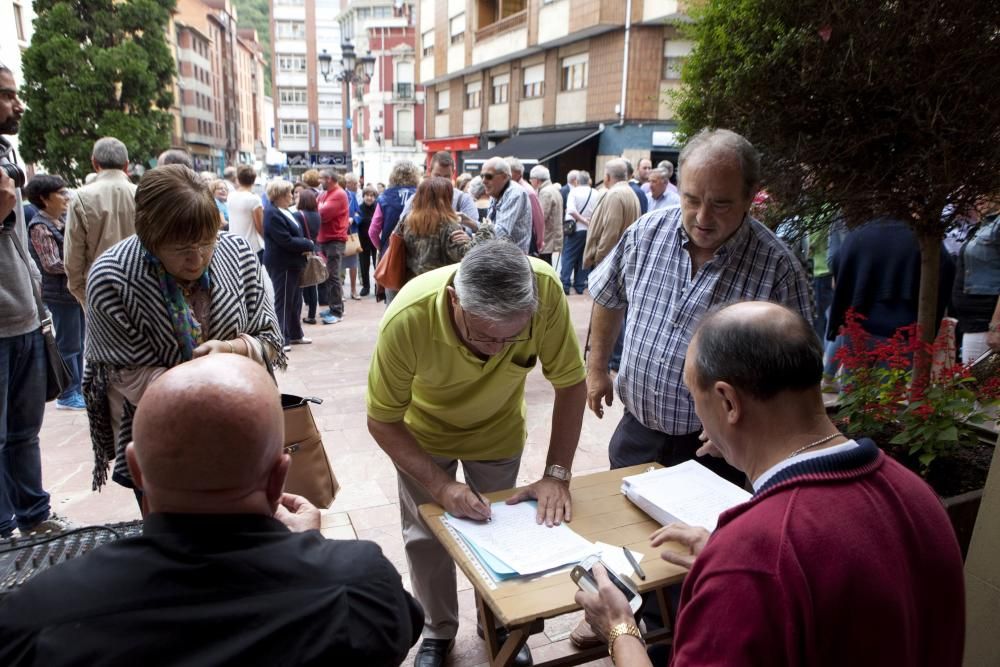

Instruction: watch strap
[608,622,643,663]
[544,464,571,481]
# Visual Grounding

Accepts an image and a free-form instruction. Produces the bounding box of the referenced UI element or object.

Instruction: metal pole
[344,77,352,166]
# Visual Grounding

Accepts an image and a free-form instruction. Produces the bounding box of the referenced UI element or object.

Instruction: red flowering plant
[834,308,1000,472]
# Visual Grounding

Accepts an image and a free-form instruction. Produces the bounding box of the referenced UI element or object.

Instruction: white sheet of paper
[445,501,597,575]
[594,541,644,577]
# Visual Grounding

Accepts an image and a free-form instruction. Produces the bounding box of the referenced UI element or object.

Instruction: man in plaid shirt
[587,129,812,478]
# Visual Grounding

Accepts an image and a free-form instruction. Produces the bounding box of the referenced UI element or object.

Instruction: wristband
[226,340,236,354]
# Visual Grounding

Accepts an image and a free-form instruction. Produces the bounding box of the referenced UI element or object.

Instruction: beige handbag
[282,394,339,508]
[344,232,362,257]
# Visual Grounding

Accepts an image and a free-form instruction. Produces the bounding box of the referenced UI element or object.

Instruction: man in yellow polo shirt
[367,240,587,667]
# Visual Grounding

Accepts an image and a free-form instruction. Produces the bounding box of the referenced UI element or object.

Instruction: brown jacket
[537,181,564,254]
[64,169,137,303]
[582,181,642,269]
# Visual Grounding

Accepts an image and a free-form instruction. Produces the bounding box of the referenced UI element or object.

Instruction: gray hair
[345,172,359,184]
[529,165,550,182]
[679,129,760,197]
[453,240,538,322]
[388,160,421,187]
[657,160,674,177]
[567,169,579,185]
[577,170,592,187]
[504,156,524,175]
[649,168,669,182]
[223,166,237,180]
[92,137,129,169]
[158,149,193,169]
[467,175,486,199]
[483,157,511,177]
[266,178,293,202]
[604,159,628,183]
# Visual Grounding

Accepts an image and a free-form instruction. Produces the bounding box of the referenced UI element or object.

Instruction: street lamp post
[318,41,375,168]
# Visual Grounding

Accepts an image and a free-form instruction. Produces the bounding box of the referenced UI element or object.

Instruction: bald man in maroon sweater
[577,301,964,667]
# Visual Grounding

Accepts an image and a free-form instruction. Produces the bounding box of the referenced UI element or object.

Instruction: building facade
[337,0,425,185]
[174,0,267,172]
[270,0,347,174]
[417,0,690,180]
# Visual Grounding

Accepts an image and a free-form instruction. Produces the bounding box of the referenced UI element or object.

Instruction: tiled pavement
[38,285,622,667]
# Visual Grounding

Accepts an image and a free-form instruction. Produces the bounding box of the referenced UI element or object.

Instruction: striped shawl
[83,233,286,490]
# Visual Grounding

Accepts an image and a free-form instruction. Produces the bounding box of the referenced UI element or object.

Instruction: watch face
[546,465,570,480]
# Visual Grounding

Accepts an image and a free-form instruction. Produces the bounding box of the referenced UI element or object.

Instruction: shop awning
[463,125,603,165]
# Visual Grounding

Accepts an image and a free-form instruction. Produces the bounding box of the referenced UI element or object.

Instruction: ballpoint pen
[466,477,492,522]
[623,546,646,580]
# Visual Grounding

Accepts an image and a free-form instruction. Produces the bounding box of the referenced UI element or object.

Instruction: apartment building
[417,0,690,180]
[270,0,347,174]
[174,0,268,171]
[337,1,425,184]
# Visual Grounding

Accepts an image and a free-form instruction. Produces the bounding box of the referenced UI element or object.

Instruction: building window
[662,41,686,81]
[278,88,308,105]
[436,88,450,114]
[522,63,544,98]
[450,13,465,44]
[319,126,342,139]
[491,73,509,105]
[395,61,415,99]
[277,54,307,72]
[13,2,25,41]
[281,121,308,137]
[560,54,588,91]
[318,93,342,112]
[275,21,306,40]
[422,29,434,57]
[464,80,481,109]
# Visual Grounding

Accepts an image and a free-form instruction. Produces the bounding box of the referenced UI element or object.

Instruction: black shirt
[0,513,423,667]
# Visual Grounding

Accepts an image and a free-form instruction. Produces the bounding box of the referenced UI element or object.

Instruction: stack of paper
[621,460,751,532]
[445,501,597,576]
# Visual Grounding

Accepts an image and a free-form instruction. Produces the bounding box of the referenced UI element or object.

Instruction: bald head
[690,301,822,401]
[128,355,287,514]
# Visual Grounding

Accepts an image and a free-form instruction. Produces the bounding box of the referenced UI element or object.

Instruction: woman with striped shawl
[83,165,285,501]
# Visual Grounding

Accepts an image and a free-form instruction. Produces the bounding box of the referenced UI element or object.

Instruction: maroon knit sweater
[671,439,965,667]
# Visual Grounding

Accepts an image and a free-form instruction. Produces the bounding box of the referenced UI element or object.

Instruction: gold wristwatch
[543,464,571,482]
[608,622,643,663]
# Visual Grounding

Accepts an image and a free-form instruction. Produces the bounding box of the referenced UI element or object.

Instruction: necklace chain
[785,432,843,460]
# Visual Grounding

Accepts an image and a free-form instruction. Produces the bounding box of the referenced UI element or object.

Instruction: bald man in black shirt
[0,355,423,666]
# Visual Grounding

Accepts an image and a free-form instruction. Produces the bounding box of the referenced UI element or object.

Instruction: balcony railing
[395,131,416,147]
[395,82,414,100]
[475,10,527,42]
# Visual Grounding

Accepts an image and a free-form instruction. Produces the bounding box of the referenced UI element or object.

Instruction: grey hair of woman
[467,175,487,199]
[453,240,538,322]
[388,159,422,188]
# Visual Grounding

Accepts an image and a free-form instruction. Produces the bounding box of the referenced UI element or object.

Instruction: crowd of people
[0,58,995,666]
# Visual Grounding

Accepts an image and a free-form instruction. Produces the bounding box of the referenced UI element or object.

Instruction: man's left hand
[193,339,236,358]
[505,476,572,526]
[275,492,321,532]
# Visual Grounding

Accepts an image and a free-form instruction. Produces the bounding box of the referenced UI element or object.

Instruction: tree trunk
[914,230,941,386]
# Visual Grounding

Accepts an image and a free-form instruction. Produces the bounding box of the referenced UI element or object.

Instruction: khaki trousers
[398,454,521,640]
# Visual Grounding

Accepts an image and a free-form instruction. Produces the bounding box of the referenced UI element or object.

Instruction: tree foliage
[674,0,1000,368]
[19,0,176,185]
[232,0,272,96]
[676,0,1000,236]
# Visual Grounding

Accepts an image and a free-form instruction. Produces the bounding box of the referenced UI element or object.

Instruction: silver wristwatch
[544,464,571,482]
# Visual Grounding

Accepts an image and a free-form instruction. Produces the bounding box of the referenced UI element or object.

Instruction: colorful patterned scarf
[144,249,211,361]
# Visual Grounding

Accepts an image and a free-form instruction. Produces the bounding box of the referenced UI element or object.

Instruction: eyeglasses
[460,308,532,344]
[481,173,495,181]
[159,239,217,260]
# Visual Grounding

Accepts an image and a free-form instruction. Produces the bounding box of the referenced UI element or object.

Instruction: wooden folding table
[419,463,688,667]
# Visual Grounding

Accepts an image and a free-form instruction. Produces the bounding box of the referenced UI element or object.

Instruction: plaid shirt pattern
[589,207,812,435]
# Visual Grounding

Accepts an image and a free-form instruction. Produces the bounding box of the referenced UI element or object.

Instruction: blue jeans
[47,300,85,399]
[0,330,51,534]
[560,229,589,293]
